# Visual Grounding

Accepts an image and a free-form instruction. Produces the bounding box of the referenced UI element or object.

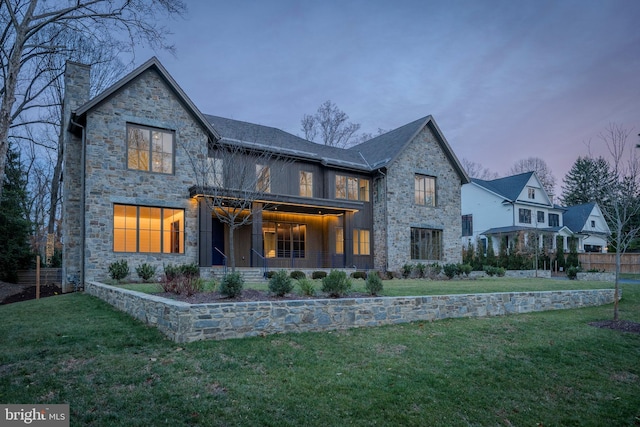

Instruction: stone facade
[376,124,463,271]
[70,67,207,284]
[85,281,618,343]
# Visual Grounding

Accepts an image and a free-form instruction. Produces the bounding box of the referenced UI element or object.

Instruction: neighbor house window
[300,171,313,197]
[113,204,184,253]
[256,164,271,193]
[336,227,344,255]
[537,211,545,224]
[528,188,535,199]
[415,174,436,206]
[591,220,596,228]
[519,208,531,224]
[462,214,473,237]
[353,229,370,255]
[549,213,560,227]
[336,175,370,201]
[263,222,306,258]
[127,124,174,174]
[411,228,442,260]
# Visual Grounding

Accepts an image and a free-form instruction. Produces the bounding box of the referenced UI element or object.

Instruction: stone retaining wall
[576,272,616,282]
[85,281,618,343]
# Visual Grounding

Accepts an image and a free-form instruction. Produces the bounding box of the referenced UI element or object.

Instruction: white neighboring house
[461,172,610,254]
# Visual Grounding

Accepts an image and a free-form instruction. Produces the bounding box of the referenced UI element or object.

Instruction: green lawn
[1,282,638,426]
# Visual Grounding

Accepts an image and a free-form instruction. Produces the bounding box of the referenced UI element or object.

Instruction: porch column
[198,198,213,267]
[251,203,263,267]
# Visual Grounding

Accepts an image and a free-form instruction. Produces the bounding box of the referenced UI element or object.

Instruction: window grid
[415,175,436,206]
[519,208,532,224]
[353,229,370,255]
[113,204,184,253]
[411,228,442,260]
[300,171,313,197]
[127,124,174,174]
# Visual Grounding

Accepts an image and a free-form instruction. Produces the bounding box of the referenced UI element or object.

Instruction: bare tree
[189,137,293,271]
[595,123,640,321]
[461,158,499,180]
[509,157,557,197]
[301,100,361,148]
[0,0,186,200]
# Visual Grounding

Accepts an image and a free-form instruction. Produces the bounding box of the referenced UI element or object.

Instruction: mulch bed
[588,320,640,335]
[0,282,62,305]
[158,288,375,304]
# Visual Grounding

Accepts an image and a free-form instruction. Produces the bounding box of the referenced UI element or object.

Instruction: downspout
[70,117,86,290]
[378,168,388,272]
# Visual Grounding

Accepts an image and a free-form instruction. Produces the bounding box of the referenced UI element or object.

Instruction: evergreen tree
[0,146,32,282]
[561,156,613,206]
[566,237,580,268]
[486,236,496,267]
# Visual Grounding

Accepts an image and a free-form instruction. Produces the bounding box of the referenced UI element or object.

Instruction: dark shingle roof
[472,172,535,201]
[563,202,596,233]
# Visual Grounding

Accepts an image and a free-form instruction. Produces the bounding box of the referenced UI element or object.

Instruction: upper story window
[537,211,545,223]
[549,213,560,227]
[519,208,531,224]
[127,124,174,174]
[528,188,535,199]
[207,157,223,187]
[590,220,596,228]
[335,175,370,201]
[462,214,473,237]
[256,164,271,193]
[415,174,436,206]
[300,171,313,197]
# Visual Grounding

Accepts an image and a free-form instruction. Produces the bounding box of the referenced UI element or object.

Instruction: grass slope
[0,282,638,426]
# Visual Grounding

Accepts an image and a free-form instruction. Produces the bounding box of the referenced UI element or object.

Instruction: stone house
[61,57,469,291]
[461,172,610,256]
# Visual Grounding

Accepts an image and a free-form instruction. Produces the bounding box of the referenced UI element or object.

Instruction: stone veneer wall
[379,123,463,272]
[85,281,617,343]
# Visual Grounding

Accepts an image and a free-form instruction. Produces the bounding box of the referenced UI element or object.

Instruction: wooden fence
[16,268,62,286]
[578,253,640,274]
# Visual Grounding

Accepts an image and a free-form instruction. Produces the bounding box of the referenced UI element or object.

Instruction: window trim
[335,174,370,201]
[126,123,175,175]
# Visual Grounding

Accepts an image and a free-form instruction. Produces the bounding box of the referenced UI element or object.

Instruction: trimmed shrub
[135,263,157,282]
[401,263,413,279]
[566,266,579,280]
[365,272,383,296]
[312,271,327,280]
[443,263,460,279]
[429,263,442,278]
[108,260,129,281]
[179,263,200,278]
[269,270,294,297]
[290,270,306,280]
[350,271,367,280]
[219,272,244,298]
[266,271,276,279]
[321,270,352,298]
[415,262,427,278]
[163,263,181,281]
[459,263,472,277]
[297,277,316,296]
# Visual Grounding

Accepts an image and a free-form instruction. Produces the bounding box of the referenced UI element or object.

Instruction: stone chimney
[61,61,90,293]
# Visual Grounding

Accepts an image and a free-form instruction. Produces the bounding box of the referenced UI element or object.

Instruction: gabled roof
[72,57,221,141]
[563,202,611,235]
[350,115,470,183]
[472,172,535,201]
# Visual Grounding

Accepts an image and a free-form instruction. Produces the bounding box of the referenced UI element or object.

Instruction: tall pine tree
[0,146,33,282]
[561,156,613,206]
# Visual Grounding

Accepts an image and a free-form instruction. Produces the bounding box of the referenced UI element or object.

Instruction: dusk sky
[134,0,640,195]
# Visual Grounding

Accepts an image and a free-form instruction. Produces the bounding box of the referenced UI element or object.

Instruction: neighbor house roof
[471,172,535,201]
[562,202,611,235]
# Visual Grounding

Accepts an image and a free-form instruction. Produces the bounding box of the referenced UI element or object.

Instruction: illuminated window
[415,175,436,206]
[263,222,306,258]
[127,124,174,174]
[353,229,370,255]
[113,204,184,253]
[411,228,442,260]
[336,175,369,201]
[300,171,313,197]
[256,164,271,193]
[336,227,344,254]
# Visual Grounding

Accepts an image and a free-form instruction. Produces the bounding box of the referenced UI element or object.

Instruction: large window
[519,208,531,224]
[127,124,174,174]
[462,214,473,237]
[113,204,184,253]
[549,213,560,227]
[537,211,545,224]
[411,228,442,260]
[415,175,436,206]
[300,171,313,197]
[336,175,369,201]
[263,222,306,258]
[353,229,370,255]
